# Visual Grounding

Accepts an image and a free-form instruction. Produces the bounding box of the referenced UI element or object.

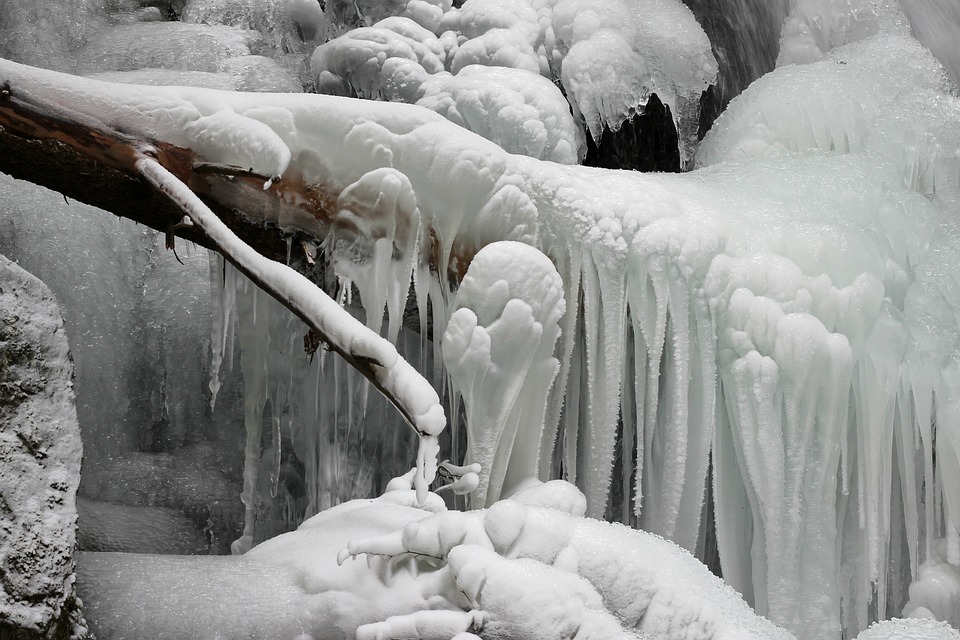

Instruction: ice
[899,0,960,88]
[312,0,716,165]
[4,3,960,632]
[325,0,452,30]
[857,618,960,640]
[74,22,260,74]
[697,34,953,168]
[0,0,104,71]
[417,65,584,164]
[204,255,437,546]
[0,174,218,483]
[901,537,960,629]
[182,0,330,55]
[442,241,565,507]
[311,20,446,99]
[85,68,241,91]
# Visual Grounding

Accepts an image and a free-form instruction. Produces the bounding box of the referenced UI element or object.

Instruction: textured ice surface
[0,0,103,70]
[777,0,910,66]
[856,618,960,640]
[76,498,210,554]
[4,5,960,632]
[182,0,329,54]
[899,0,960,88]
[442,242,565,507]
[697,34,954,167]
[312,0,716,164]
[74,22,260,74]
[86,56,304,93]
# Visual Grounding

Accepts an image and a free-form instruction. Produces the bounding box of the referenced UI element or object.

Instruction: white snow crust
[310,0,716,165]
[442,241,565,507]
[856,618,960,640]
[3,3,960,634]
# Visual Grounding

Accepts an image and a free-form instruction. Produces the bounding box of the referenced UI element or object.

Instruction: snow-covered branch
[0,63,445,500]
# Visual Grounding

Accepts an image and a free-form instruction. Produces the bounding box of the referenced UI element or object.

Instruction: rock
[0,253,86,639]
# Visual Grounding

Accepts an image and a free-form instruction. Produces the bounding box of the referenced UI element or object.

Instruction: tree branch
[0,65,445,499]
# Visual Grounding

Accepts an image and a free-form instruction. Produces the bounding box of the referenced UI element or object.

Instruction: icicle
[540,243,583,480]
[579,251,627,519]
[620,323,636,525]
[630,266,668,521]
[207,252,227,409]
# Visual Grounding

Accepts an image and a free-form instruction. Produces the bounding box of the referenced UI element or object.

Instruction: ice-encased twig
[135,155,445,504]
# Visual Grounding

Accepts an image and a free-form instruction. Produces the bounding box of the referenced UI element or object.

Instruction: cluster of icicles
[189,4,960,640]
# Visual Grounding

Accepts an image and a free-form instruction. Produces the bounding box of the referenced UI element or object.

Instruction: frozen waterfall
[1,0,960,638]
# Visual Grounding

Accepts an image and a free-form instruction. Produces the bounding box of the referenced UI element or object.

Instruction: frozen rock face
[0,254,85,639]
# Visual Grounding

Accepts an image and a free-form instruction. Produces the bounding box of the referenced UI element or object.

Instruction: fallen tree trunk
[0,93,315,276]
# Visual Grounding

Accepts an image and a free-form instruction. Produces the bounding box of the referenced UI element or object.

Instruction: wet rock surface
[0,253,85,639]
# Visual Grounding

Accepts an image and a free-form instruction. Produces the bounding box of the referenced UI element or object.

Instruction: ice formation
[2,0,960,636]
[3,14,960,630]
[135,153,445,551]
[310,0,717,165]
[442,241,565,507]
[902,539,960,628]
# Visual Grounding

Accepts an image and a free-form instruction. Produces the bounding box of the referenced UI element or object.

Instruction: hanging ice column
[442,241,565,508]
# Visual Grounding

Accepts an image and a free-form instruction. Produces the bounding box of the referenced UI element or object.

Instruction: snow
[442,241,565,507]
[74,22,260,74]
[902,539,960,628]
[311,0,716,165]
[417,65,584,164]
[856,618,960,640]
[3,0,960,636]
[0,254,84,637]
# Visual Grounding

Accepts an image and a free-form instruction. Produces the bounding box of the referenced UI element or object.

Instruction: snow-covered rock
[0,253,85,639]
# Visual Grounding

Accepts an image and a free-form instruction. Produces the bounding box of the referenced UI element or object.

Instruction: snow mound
[855,618,960,640]
[697,33,953,167]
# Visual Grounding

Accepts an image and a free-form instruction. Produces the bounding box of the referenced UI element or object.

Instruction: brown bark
[0,86,323,279]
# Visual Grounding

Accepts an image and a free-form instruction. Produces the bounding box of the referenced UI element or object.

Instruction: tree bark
[0,97,321,279]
